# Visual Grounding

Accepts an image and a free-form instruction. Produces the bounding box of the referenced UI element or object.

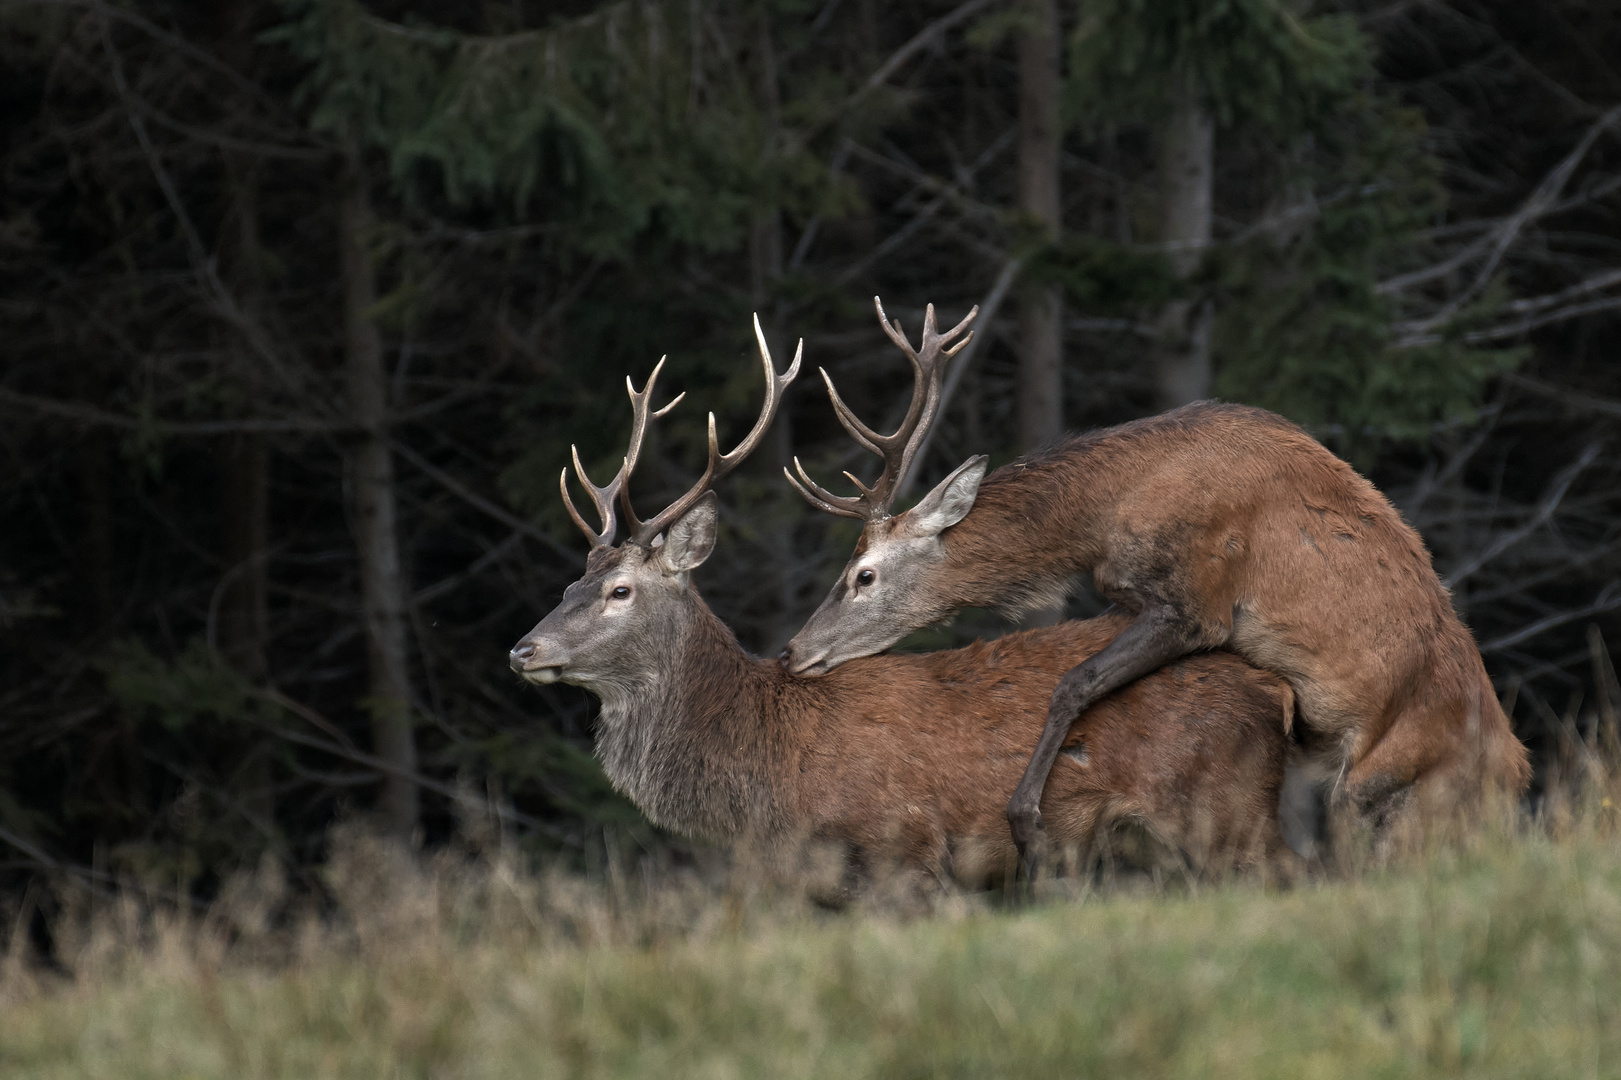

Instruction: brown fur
[852,401,1530,823]
[794,615,1296,882]
[516,542,1294,886]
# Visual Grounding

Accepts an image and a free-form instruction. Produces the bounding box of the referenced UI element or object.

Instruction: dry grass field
[2,784,1618,1080]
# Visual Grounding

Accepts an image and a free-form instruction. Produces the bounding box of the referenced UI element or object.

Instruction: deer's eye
[856,569,876,587]
[610,586,632,600]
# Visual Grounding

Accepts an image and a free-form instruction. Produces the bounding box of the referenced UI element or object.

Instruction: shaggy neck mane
[590,591,796,842]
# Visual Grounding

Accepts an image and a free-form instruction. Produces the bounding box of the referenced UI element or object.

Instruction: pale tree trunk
[338,147,419,841]
[1017,0,1065,629]
[1016,0,1063,454]
[1154,89,1215,411]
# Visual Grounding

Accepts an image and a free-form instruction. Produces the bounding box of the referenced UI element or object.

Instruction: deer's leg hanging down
[1007,602,1209,871]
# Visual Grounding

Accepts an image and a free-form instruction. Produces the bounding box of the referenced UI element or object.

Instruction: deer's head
[510,319,799,691]
[779,298,986,676]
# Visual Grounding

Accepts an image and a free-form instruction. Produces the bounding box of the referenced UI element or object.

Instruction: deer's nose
[509,642,537,672]
[778,646,794,670]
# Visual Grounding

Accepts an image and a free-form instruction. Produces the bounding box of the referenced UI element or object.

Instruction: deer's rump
[786,615,1292,883]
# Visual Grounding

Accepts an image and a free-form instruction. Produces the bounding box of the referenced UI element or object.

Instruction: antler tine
[937,305,979,353]
[888,301,977,489]
[622,357,684,475]
[819,368,885,456]
[800,297,980,523]
[873,294,921,365]
[629,315,802,547]
[784,458,866,519]
[617,357,686,536]
[559,446,626,549]
[713,314,802,476]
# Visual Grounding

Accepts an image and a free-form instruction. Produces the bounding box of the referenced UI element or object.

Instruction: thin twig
[0,388,346,434]
[1380,105,1621,312]
[391,439,582,564]
[1480,583,1621,654]
[1444,442,1600,588]
[844,0,999,110]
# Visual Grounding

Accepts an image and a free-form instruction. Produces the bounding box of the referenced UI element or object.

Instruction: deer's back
[961,402,1496,749]
[783,614,1291,879]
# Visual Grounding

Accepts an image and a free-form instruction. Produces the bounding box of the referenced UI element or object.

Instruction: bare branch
[1479,582,1621,654]
[1382,104,1621,331]
[254,707,581,847]
[391,440,581,564]
[1444,442,1600,588]
[846,0,998,108]
[99,19,318,410]
[1460,294,1621,344]
[834,127,1015,286]
[0,388,346,434]
[1504,374,1621,420]
[844,142,1006,227]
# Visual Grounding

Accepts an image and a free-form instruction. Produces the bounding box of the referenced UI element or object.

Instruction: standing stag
[509,320,1297,887]
[781,299,1531,864]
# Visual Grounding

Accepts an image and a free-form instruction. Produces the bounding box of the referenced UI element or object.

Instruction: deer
[508,319,1299,891]
[780,298,1532,868]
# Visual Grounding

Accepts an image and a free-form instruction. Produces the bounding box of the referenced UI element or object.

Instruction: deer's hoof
[1007,805,1045,854]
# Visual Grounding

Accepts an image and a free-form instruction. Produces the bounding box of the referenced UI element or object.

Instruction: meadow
[2,795,1619,1080]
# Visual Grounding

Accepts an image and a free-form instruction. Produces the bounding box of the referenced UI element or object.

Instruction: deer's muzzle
[509,638,568,683]
[779,643,833,677]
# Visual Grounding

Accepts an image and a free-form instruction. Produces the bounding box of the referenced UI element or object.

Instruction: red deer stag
[509,320,1297,888]
[781,298,1531,864]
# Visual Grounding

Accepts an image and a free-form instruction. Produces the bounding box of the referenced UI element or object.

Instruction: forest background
[1,0,1620,897]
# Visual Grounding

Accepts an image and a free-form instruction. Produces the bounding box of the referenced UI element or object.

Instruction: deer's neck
[939,432,1131,611]
[590,597,794,842]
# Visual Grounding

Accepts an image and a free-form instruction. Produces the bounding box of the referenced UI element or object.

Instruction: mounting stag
[781,298,1531,864]
[509,320,1297,889]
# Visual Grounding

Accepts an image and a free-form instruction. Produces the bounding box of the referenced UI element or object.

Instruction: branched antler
[627,315,801,547]
[786,296,976,520]
[559,356,685,549]
[560,316,802,550]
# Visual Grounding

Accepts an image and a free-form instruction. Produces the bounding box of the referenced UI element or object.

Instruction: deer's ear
[902,455,987,538]
[658,491,718,573]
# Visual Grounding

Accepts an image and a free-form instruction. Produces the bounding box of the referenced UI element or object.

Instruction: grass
[1,801,1619,1080]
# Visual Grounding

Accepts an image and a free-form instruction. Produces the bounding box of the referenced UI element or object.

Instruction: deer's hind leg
[1339,686,1529,855]
[1007,601,1216,871]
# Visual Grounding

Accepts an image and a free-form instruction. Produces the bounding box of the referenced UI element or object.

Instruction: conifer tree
[1061,0,1512,439]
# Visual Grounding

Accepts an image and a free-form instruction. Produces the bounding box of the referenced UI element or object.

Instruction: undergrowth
[0,773,1617,1079]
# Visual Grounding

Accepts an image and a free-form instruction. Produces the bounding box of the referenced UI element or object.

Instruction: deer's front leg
[1006,603,1205,872]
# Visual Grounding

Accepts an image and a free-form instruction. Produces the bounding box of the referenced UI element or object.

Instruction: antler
[785,296,976,521]
[559,356,686,549]
[615,314,801,549]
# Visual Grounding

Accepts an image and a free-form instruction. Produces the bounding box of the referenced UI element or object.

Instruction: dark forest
[3,0,1620,898]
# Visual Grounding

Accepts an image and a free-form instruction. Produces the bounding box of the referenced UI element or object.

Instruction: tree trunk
[338,148,419,841]
[1154,90,1215,411]
[213,0,276,836]
[1017,0,1065,629]
[1016,0,1063,455]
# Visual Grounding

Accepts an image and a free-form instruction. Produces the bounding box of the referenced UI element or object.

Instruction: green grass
[2,815,1620,1079]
